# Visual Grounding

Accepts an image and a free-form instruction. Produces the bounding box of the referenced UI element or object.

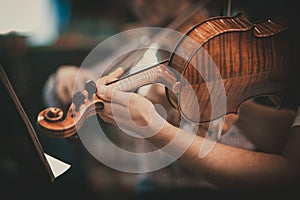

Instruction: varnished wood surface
[168,14,294,122]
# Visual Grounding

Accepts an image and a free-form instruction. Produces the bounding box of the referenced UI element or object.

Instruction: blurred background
[0,0,294,199]
[0,1,139,199]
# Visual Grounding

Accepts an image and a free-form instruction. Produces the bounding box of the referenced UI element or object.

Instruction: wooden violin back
[168,14,294,123]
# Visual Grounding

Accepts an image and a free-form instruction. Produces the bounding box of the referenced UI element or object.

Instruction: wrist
[148,121,177,146]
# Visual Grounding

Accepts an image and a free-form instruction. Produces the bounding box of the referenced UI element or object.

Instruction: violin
[37,14,295,138]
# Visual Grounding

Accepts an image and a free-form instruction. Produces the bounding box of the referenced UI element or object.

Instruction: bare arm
[149,123,300,190]
[98,83,300,191]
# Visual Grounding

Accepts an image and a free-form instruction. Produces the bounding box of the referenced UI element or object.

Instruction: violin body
[168,14,294,122]
[37,14,295,138]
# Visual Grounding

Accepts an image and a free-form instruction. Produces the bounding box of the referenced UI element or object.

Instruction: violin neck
[108,59,177,92]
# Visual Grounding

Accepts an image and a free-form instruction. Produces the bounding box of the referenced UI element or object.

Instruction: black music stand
[0,64,70,198]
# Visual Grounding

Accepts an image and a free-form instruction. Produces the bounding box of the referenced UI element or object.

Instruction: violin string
[227,0,232,16]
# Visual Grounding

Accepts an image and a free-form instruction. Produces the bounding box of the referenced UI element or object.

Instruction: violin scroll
[37,80,104,138]
[43,107,64,122]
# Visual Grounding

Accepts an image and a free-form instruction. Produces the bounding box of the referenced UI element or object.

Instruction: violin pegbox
[37,80,104,138]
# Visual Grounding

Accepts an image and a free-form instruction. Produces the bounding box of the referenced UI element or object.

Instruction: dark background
[0,0,299,199]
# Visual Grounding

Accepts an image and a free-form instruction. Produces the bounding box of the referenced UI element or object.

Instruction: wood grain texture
[169,14,294,122]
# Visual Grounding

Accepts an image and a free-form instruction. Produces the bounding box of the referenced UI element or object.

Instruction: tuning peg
[72,92,85,112]
[85,80,97,99]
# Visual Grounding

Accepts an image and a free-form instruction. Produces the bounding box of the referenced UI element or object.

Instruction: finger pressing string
[108,67,125,78]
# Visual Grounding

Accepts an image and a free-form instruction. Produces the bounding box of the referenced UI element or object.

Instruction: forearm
[148,123,297,190]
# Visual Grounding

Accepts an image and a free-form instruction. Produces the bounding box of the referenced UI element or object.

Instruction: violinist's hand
[54,65,93,106]
[96,67,125,87]
[143,83,181,126]
[98,85,167,138]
